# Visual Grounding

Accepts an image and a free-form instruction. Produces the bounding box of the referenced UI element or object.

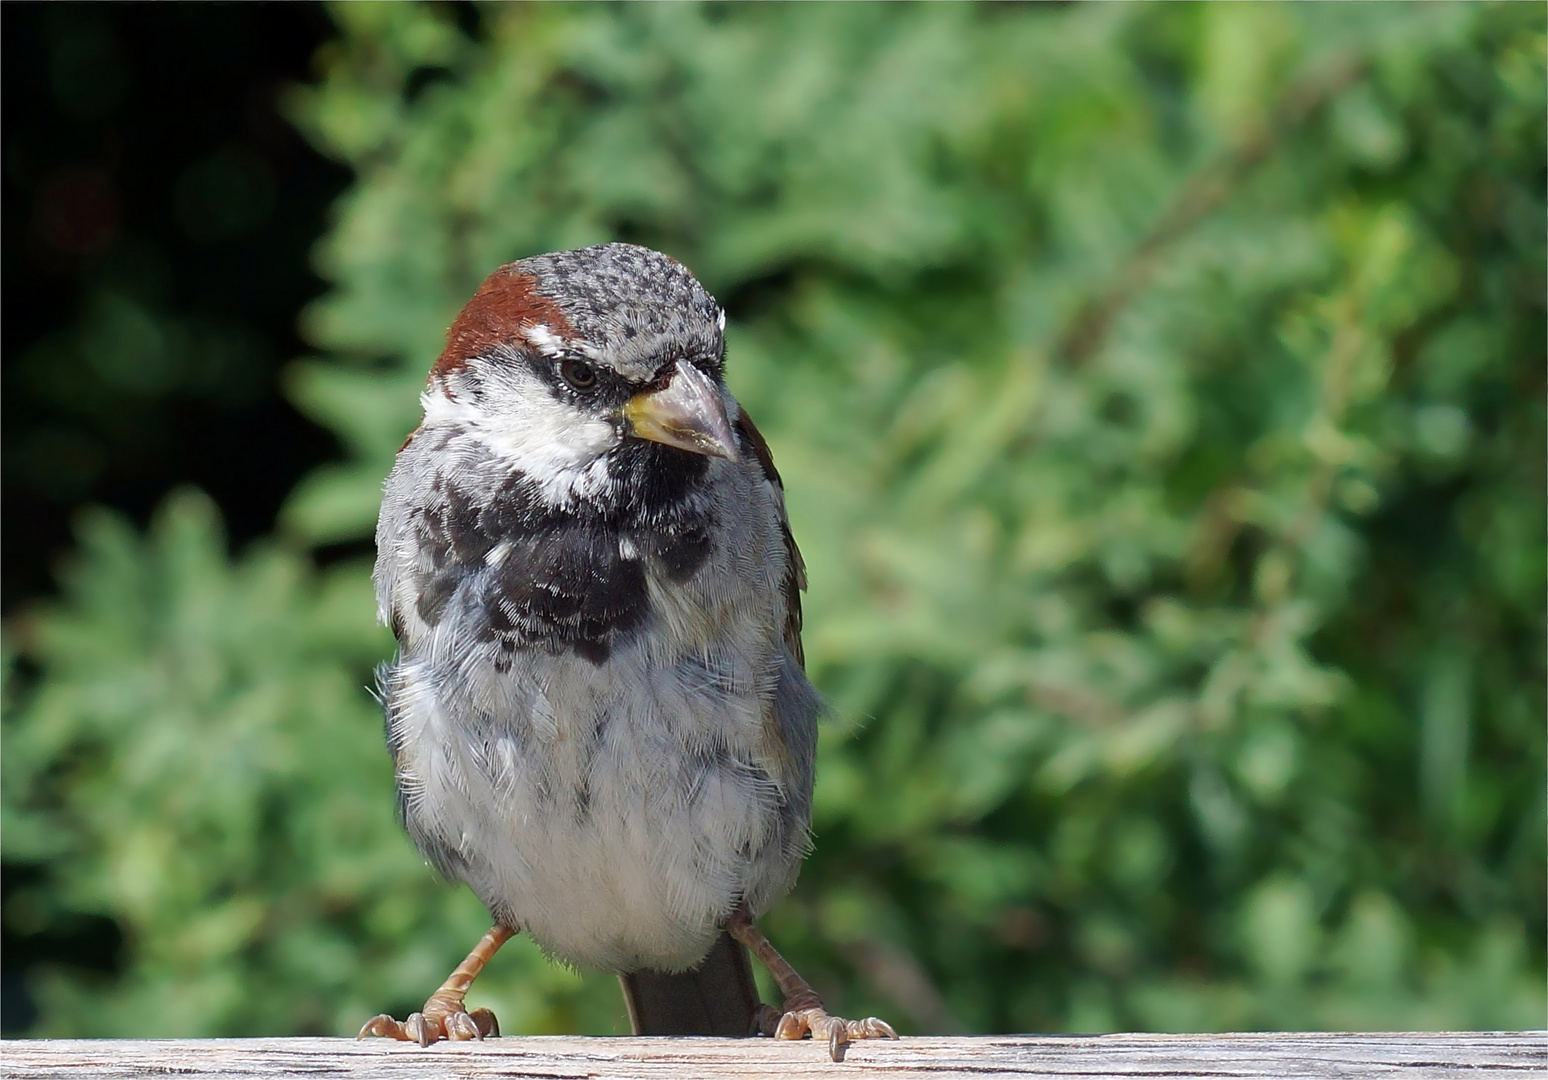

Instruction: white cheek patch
[421,365,618,502]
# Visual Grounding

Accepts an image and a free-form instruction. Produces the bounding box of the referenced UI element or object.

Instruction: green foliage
[5,2,1543,1037]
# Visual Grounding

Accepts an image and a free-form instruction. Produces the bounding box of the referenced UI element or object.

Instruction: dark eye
[558,358,597,391]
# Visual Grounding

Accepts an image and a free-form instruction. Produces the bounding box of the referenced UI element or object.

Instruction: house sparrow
[358,243,895,1060]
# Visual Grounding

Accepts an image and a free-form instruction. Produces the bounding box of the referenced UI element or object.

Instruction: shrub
[5,2,1542,1036]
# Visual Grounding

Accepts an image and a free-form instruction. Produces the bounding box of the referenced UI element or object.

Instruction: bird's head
[419,243,738,501]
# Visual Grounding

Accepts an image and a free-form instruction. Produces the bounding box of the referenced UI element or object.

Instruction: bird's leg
[726,910,897,1061]
[358,924,514,1046]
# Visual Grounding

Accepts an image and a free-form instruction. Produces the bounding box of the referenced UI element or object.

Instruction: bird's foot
[357,924,514,1047]
[730,911,898,1061]
[358,998,499,1046]
[754,997,898,1061]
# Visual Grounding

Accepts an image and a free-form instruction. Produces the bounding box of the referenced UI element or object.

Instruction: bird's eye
[558,358,597,391]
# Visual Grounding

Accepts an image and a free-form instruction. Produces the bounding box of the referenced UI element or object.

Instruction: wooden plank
[2,1033,1542,1080]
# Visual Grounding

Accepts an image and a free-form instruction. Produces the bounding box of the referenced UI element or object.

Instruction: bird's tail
[619,931,763,1036]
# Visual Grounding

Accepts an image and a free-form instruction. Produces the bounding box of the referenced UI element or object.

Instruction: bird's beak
[622,359,740,461]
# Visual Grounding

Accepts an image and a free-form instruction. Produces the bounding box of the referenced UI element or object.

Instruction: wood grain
[3,1032,1542,1079]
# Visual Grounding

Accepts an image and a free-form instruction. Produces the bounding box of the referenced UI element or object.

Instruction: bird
[357,243,896,1060]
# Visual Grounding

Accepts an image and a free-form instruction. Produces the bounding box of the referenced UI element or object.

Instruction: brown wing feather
[734,408,806,668]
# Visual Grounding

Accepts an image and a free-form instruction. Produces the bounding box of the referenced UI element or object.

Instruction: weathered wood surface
[3,1033,1542,1079]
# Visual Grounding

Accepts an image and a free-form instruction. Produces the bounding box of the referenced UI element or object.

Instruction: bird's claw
[357,1005,499,1046]
[758,1003,898,1061]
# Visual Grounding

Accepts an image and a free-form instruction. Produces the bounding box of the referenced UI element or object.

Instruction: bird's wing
[734,406,807,668]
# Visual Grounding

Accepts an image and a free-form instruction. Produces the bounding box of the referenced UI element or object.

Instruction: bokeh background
[3,2,1543,1039]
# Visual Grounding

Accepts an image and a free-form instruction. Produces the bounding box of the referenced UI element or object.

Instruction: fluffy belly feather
[387,639,801,974]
